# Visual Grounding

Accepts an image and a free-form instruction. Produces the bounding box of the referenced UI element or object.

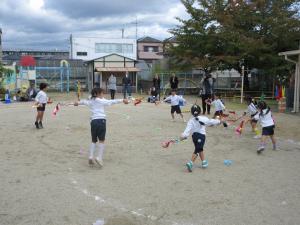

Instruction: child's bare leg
[171,113,175,120]
[40,112,44,122]
[199,152,205,161]
[191,153,198,162]
[251,122,256,132]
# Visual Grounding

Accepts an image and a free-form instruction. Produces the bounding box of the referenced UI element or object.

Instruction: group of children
[33,84,277,172]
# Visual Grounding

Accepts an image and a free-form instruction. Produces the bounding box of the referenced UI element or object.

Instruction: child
[163,89,186,122]
[74,88,128,167]
[243,96,260,138]
[180,104,221,172]
[253,101,277,154]
[34,83,48,129]
[206,93,225,118]
[148,87,158,103]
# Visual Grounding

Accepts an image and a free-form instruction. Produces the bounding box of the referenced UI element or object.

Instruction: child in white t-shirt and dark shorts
[34,83,48,129]
[75,88,128,167]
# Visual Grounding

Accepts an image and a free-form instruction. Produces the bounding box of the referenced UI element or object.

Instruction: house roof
[137,36,161,43]
[86,53,137,62]
[164,36,178,43]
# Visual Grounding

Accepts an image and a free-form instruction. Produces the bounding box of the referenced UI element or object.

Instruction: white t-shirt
[80,97,123,121]
[164,95,185,106]
[246,103,258,116]
[253,109,274,127]
[182,116,220,137]
[211,99,225,111]
[35,90,48,104]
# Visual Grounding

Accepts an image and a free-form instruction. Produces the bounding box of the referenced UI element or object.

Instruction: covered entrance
[87,53,140,93]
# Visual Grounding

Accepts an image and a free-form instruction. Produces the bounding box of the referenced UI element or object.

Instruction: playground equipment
[35,60,70,92]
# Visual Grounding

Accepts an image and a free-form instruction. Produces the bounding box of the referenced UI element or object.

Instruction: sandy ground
[1,93,300,225]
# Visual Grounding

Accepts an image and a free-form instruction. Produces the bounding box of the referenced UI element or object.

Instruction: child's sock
[97,143,105,160]
[255,129,260,136]
[89,143,96,159]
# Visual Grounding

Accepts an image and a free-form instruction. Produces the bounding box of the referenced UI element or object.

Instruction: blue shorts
[192,132,206,154]
[262,125,275,136]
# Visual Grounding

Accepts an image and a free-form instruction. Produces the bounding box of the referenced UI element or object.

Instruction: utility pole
[121,28,124,38]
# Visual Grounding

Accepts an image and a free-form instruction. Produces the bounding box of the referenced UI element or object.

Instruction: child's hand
[123,99,129,104]
[180,136,187,141]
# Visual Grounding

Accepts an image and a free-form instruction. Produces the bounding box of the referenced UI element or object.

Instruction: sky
[0,0,189,50]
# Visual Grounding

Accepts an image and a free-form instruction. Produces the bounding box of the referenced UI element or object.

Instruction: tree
[169,0,300,77]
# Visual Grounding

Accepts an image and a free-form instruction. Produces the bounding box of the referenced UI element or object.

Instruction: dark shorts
[192,132,206,154]
[262,125,275,136]
[214,110,223,117]
[37,103,46,112]
[171,105,181,114]
[91,119,106,142]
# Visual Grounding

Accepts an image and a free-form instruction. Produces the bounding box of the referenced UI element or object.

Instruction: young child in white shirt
[243,96,260,138]
[163,89,186,122]
[206,93,225,118]
[180,104,221,172]
[253,101,277,154]
[34,83,48,129]
[74,88,128,167]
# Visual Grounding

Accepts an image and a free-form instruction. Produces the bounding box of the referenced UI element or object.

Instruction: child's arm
[163,96,171,102]
[34,93,41,106]
[180,120,192,140]
[74,99,89,106]
[97,98,128,106]
[219,100,226,110]
[205,118,221,126]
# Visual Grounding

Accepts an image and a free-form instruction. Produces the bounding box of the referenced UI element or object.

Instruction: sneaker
[35,121,40,129]
[88,159,95,166]
[202,160,208,168]
[95,158,103,167]
[253,135,261,139]
[186,161,193,172]
[257,146,265,154]
[38,121,43,129]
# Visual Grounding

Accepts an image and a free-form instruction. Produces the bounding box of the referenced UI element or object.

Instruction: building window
[77,52,88,56]
[95,43,133,54]
[144,46,159,52]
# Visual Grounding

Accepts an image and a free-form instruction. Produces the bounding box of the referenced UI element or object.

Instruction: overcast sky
[0,0,188,50]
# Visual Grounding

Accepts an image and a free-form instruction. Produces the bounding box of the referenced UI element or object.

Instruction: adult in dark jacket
[169,73,179,90]
[122,72,131,98]
[200,73,214,114]
[153,74,161,100]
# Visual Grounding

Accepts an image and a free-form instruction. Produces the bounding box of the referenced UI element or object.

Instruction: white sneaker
[257,146,265,154]
[253,135,261,139]
[95,158,103,167]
